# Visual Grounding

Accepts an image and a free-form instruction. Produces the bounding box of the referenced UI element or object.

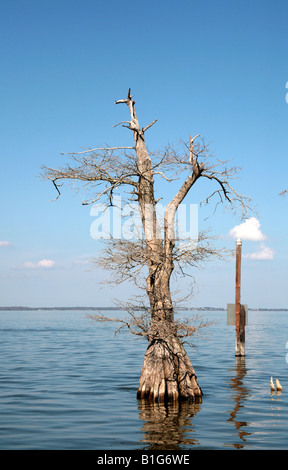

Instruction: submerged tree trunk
[141,264,203,402]
[115,90,203,403]
[137,333,203,402]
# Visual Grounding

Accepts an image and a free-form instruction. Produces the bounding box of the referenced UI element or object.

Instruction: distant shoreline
[0,306,287,312]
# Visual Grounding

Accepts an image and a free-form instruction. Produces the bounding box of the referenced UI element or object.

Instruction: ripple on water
[0,310,288,449]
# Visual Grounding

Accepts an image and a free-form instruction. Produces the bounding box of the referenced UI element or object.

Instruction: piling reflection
[227,356,251,449]
[138,399,201,450]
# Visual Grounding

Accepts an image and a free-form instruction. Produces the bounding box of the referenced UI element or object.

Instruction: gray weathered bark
[115,91,203,402]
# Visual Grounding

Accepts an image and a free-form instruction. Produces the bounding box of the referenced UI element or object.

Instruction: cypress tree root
[137,336,203,403]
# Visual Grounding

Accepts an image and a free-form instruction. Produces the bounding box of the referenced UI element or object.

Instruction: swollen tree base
[137,335,203,403]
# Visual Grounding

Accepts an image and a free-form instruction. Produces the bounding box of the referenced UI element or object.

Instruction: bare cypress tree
[42,89,250,403]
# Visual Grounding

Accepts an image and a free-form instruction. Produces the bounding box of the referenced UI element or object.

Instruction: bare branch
[113,121,131,128]
[49,179,62,202]
[152,171,177,182]
[81,182,119,205]
[143,119,157,133]
[189,133,200,165]
[175,314,214,339]
[61,146,135,155]
[87,299,151,338]
[41,145,141,204]
[87,313,149,337]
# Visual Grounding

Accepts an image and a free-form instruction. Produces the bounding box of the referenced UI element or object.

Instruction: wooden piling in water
[235,239,245,356]
[239,304,245,356]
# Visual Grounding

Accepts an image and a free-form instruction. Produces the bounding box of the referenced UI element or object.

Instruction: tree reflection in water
[227,356,252,449]
[138,399,201,450]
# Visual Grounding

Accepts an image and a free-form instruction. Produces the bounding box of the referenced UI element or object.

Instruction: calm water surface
[0,309,288,450]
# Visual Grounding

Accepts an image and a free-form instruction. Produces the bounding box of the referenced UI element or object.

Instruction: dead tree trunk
[116,90,203,402]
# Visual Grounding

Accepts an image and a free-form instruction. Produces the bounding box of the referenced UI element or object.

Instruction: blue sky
[0,0,287,308]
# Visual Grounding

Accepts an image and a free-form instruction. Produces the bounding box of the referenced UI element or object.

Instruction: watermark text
[90,196,198,244]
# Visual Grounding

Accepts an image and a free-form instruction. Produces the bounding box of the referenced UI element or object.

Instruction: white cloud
[244,243,275,261]
[229,217,266,241]
[0,241,12,247]
[38,259,56,268]
[23,259,56,269]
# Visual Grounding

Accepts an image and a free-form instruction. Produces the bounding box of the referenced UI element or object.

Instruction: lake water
[0,309,288,450]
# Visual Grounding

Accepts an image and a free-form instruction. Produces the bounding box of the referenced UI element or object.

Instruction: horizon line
[0,306,287,311]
